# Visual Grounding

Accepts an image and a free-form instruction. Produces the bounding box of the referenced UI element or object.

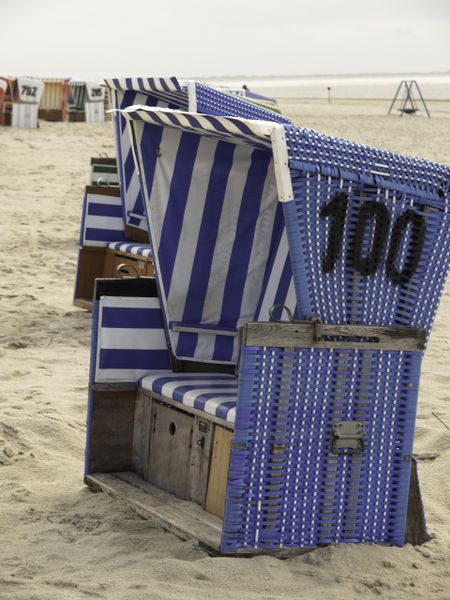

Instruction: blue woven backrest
[91,294,171,383]
[123,107,297,364]
[79,187,126,246]
[222,340,422,551]
[193,82,290,124]
[282,125,450,338]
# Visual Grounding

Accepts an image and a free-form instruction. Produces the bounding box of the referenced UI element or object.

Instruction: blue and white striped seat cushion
[107,242,153,258]
[140,372,238,424]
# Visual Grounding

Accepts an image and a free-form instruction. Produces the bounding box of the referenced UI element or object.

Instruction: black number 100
[320,192,426,285]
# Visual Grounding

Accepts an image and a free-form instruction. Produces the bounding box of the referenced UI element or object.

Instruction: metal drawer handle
[116,263,140,279]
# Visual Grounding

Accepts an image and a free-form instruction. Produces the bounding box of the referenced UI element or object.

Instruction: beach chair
[89,157,119,187]
[11,77,44,128]
[0,77,14,125]
[0,79,7,123]
[227,85,281,113]
[38,78,70,121]
[84,106,449,554]
[73,185,154,310]
[0,77,44,128]
[69,80,105,123]
[73,78,292,311]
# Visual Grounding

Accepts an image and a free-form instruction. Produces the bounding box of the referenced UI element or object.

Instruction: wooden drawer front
[147,403,194,500]
[112,254,148,277]
[190,417,213,506]
[205,425,232,519]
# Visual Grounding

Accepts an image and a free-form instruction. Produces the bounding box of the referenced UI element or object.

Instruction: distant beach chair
[0,77,16,125]
[230,84,281,113]
[69,80,105,123]
[73,78,291,310]
[0,79,7,122]
[84,106,449,554]
[38,78,70,121]
[12,77,44,128]
[89,156,119,187]
[73,184,154,310]
[0,77,44,128]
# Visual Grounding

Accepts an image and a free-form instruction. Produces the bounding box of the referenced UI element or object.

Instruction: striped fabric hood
[119,105,296,365]
[105,77,292,235]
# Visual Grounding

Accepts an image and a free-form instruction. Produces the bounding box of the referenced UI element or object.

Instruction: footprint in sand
[6,340,29,350]
[0,424,32,466]
[0,369,30,381]
[10,486,31,502]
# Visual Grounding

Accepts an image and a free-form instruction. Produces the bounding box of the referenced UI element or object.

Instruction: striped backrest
[122,107,296,365]
[282,125,450,340]
[39,78,68,110]
[69,82,87,110]
[90,279,171,383]
[79,186,126,246]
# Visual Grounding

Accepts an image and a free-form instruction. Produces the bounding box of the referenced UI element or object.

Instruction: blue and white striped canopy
[106,78,291,235]
[120,105,296,365]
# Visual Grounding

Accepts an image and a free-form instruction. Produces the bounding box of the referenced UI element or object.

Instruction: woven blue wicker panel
[282,127,450,339]
[194,82,292,124]
[284,125,450,191]
[221,345,421,552]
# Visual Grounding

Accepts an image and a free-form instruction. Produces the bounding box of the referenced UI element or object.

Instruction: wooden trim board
[241,321,425,351]
[143,391,233,430]
[73,297,93,311]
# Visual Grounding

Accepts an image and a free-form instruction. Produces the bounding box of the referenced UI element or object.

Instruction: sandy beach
[1,98,450,600]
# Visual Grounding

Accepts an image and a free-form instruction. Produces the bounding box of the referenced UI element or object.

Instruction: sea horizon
[200,71,450,100]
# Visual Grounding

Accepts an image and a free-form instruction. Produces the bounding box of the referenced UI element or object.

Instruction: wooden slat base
[84,471,311,557]
[85,471,223,553]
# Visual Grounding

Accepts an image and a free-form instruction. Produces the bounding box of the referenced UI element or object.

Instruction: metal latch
[331,421,366,454]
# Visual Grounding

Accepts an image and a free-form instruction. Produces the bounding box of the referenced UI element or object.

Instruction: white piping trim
[270,125,294,203]
[186,80,197,112]
[126,119,141,177]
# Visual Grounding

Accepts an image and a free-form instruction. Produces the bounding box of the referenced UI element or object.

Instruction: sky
[1,0,449,79]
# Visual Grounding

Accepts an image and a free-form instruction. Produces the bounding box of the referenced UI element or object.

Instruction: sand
[0,100,449,600]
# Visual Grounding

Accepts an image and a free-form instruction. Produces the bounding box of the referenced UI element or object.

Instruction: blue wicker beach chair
[84,107,449,554]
